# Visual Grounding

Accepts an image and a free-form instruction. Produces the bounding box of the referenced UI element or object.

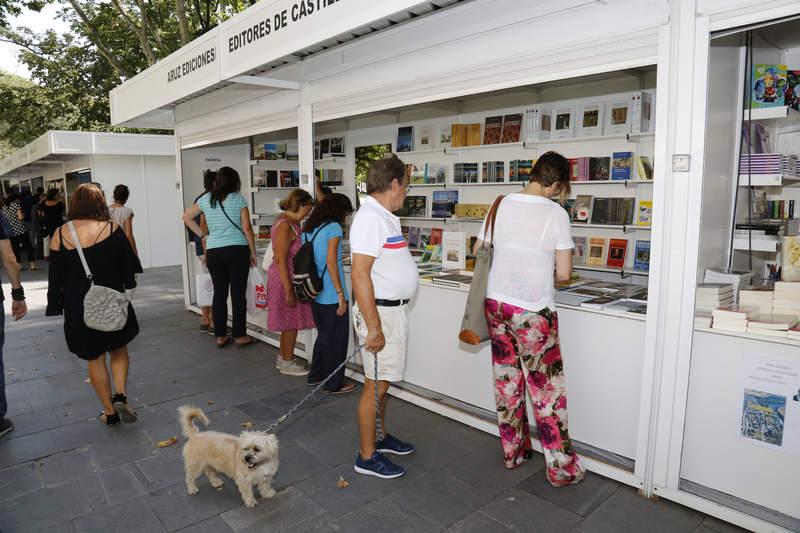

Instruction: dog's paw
[244,498,258,508]
[187,485,199,495]
[261,488,276,499]
[210,479,224,489]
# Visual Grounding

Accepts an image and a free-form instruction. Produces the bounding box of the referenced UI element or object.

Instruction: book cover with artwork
[439,125,452,147]
[286,142,299,161]
[454,163,479,183]
[466,123,482,146]
[320,138,330,157]
[426,163,448,184]
[539,109,552,140]
[408,227,421,249]
[636,156,654,180]
[432,190,459,218]
[418,126,434,149]
[551,107,574,139]
[395,196,427,218]
[279,171,292,187]
[752,64,787,108]
[430,228,443,246]
[587,237,607,265]
[590,197,610,224]
[328,137,345,155]
[442,231,466,270]
[253,143,266,160]
[589,157,611,181]
[606,101,629,135]
[418,228,432,247]
[574,195,592,223]
[265,143,287,160]
[483,116,503,145]
[573,236,586,261]
[501,113,523,143]
[482,161,505,183]
[408,164,426,184]
[451,124,467,147]
[637,200,653,226]
[634,240,650,271]
[611,152,633,180]
[607,238,628,268]
[577,102,604,137]
[787,70,800,111]
[509,160,533,182]
[396,126,414,152]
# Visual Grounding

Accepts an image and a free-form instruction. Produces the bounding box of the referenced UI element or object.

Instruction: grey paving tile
[86,428,161,470]
[3,409,61,438]
[220,486,325,533]
[278,512,344,532]
[234,397,284,424]
[698,516,750,533]
[295,427,358,468]
[515,470,619,516]
[0,427,59,468]
[576,486,705,533]
[271,441,330,490]
[387,470,495,528]
[0,479,93,532]
[479,488,582,532]
[175,516,235,533]
[0,461,43,502]
[134,446,187,491]
[271,408,350,445]
[92,464,149,507]
[440,440,543,497]
[337,495,440,533]
[72,496,167,533]
[40,447,97,486]
[445,511,513,532]
[401,418,494,472]
[145,482,243,532]
[385,401,449,435]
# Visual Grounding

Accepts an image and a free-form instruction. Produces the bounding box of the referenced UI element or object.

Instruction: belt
[375,299,410,307]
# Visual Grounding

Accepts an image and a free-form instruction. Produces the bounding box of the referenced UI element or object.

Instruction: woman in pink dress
[267,189,315,376]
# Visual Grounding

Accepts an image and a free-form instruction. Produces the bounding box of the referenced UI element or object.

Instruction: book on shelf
[439,125,452,147]
[395,196,427,218]
[329,136,344,155]
[629,91,654,135]
[451,124,467,147]
[420,244,440,264]
[581,294,624,310]
[587,237,607,265]
[501,113,523,143]
[712,305,757,321]
[574,195,592,223]
[397,126,414,152]
[751,64,787,108]
[606,238,628,268]
[427,163,448,184]
[454,203,490,218]
[466,123,482,146]
[441,231,466,270]
[419,228,432,247]
[418,126,434,149]
[253,143,266,160]
[636,156,654,180]
[265,143,287,160]
[577,102,604,137]
[320,138,330,158]
[483,116,503,145]
[509,160,534,182]
[482,161,505,183]
[279,170,299,187]
[633,240,650,272]
[552,106,575,139]
[407,163,426,184]
[454,163,479,184]
[432,190,459,218]
[787,70,800,111]
[747,314,798,332]
[589,198,610,224]
[637,200,653,226]
[611,152,633,180]
[286,142,299,161]
[562,199,577,221]
[589,197,635,225]
[589,157,611,181]
[532,107,552,141]
[430,228,443,246]
[573,236,586,261]
[401,225,410,241]
[606,100,630,135]
[408,227,421,248]
[316,168,344,186]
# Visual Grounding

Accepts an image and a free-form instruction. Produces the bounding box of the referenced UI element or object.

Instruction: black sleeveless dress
[46,224,143,360]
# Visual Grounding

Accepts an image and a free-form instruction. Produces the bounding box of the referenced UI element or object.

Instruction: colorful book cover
[466,123,482,146]
[483,116,503,145]
[633,240,651,272]
[454,163,479,183]
[787,70,800,111]
[432,189,459,218]
[407,164,426,185]
[408,227,421,248]
[607,238,628,268]
[587,237,607,265]
[252,143,266,160]
[501,113,523,143]
[589,157,611,180]
[279,171,292,187]
[426,163,448,184]
[396,126,414,152]
[509,160,533,182]
[574,195,592,223]
[418,228,432,247]
[430,228,443,246]
[562,199,577,221]
[611,152,633,180]
[752,64,787,108]
[265,143,286,160]
[637,200,653,226]
[573,236,586,261]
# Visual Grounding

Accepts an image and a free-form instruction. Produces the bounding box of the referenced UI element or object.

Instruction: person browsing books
[350,154,418,479]
[474,151,585,487]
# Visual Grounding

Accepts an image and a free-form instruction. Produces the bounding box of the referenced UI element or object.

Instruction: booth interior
[181,66,658,486]
[675,16,800,531]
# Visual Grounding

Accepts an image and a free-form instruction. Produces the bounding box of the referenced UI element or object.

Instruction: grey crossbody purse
[66,221,130,332]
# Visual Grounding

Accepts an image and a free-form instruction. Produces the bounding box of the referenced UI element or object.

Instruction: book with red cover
[430,228,443,246]
[483,116,503,145]
[606,238,628,268]
[501,113,523,143]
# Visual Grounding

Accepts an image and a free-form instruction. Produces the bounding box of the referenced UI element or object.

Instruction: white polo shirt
[350,195,418,300]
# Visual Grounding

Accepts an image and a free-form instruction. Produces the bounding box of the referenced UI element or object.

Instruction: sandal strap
[111,393,127,404]
[101,412,120,425]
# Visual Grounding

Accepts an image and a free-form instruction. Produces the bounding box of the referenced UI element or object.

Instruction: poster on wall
[739,357,800,453]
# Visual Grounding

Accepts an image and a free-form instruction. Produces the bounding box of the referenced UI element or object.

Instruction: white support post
[298,83,315,196]
[173,135,193,309]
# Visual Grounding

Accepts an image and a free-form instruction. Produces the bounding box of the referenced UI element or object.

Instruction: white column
[298,82,315,197]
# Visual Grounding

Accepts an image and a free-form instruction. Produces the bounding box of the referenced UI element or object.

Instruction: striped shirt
[197,192,248,249]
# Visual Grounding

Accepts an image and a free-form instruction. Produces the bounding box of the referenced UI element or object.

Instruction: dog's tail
[178,405,209,438]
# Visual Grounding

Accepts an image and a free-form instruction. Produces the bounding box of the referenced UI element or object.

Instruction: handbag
[66,221,130,332]
[195,266,214,307]
[458,195,504,345]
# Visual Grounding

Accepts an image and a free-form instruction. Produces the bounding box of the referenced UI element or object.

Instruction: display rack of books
[249,138,300,222]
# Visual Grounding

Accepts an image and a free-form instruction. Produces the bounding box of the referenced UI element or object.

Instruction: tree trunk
[174,0,190,45]
[65,0,132,77]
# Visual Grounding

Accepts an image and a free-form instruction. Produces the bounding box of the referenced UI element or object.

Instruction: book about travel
[408,163,426,184]
[634,240,651,271]
[786,70,800,111]
[606,238,628,268]
[501,113,523,143]
[441,231,467,270]
[752,64,787,108]
[574,195,592,223]
[396,126,414,152]
[589,157,611,180]
[637,200,653,226]
[483,116,503,145]
[573,236,586,261]
[432,189,459,218]
[395,195,427,218]
[587,237,607,265]
[611,152,633,180]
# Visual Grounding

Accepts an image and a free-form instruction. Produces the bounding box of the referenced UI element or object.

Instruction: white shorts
[352,302,409,382]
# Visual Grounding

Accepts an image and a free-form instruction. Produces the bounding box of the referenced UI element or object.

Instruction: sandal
[234,337,256,348]
[100,411,120,425]
[111,393,138,424]
[323,383,356,395]
[216,337,232,348]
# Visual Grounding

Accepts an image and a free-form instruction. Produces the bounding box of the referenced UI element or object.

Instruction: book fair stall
[108,1,800,530]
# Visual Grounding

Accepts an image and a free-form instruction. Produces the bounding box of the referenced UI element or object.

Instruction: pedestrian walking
[109,184,138,256]
[188,171,215,332]
[2,193,38,271]
[40,189,65,239]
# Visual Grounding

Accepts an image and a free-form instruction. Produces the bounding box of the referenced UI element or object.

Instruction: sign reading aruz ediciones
[228,0,343,53]
[167,47,216,84]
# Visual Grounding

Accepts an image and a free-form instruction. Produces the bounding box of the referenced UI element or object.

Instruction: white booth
[0,131,182,269]
[109,1,800,531]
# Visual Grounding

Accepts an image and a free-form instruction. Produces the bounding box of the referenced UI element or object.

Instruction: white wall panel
[143,156,183,267]
[91,134,174,156]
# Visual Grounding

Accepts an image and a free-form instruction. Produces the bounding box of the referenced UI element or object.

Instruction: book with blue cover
[633,240,651,272]
[612,152,633,180]
[432,190,459,218]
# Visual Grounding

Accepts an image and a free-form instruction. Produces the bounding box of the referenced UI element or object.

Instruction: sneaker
[0,418,14,439]
[376,433,415,455]
[354,451,405,479]
[278,359,309,377]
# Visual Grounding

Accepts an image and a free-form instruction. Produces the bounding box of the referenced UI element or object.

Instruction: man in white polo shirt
[350,154,418,479]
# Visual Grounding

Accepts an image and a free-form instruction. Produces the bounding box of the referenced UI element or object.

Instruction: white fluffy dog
[178,406,279,508]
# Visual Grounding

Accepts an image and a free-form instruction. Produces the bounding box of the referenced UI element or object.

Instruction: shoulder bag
[66,221,130,332]
[458,195,504,345]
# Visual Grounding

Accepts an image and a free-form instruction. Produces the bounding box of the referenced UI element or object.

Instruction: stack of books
[704,269,754,301]
[695,283,734,314]
[773,282,800,319]
[746,314,798,338]
[712,305,756,333]
[738,286,774,316]
[738,153,799,176]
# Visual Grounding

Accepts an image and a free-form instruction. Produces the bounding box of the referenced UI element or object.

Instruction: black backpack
[292,221,333,303]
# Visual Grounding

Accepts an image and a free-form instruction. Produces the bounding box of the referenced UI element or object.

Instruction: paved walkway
[0,266,744,532]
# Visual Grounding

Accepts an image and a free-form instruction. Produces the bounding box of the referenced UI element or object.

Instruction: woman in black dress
[46,184,143,425]
[39,189,65,238]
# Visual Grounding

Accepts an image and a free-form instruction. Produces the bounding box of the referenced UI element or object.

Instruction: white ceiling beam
[227,75,300,91]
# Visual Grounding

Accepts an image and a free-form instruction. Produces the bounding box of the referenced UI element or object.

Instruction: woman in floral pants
[477,151,584,486]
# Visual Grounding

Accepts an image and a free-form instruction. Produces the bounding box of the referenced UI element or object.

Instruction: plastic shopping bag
[195,270,214,307]
[247,267,268,314]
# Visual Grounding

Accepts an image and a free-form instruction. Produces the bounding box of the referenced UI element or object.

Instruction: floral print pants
[485,298,584,486]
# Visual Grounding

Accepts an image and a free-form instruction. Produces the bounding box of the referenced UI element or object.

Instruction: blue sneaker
[354,451,405,479]
[376,433,415,455]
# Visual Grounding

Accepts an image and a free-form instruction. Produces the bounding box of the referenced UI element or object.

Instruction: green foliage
[0,0,45,28]
[354,144,392,194]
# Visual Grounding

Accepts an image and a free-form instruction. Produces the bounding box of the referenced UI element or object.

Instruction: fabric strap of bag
[218,199,245,236]
[483,194,505,253]
[66,221,94,283]
[307,221,333,278]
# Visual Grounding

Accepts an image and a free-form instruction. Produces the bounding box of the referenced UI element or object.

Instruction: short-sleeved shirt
[197,192,248,249]
[2,202,27,236]
[303,222,347,305]
[478,193,573,312]
[349,196,418,300]
[109,205,133,227]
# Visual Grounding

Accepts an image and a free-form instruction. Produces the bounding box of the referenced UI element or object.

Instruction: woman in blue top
[302,193,355,394]
[183,167,257,348]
